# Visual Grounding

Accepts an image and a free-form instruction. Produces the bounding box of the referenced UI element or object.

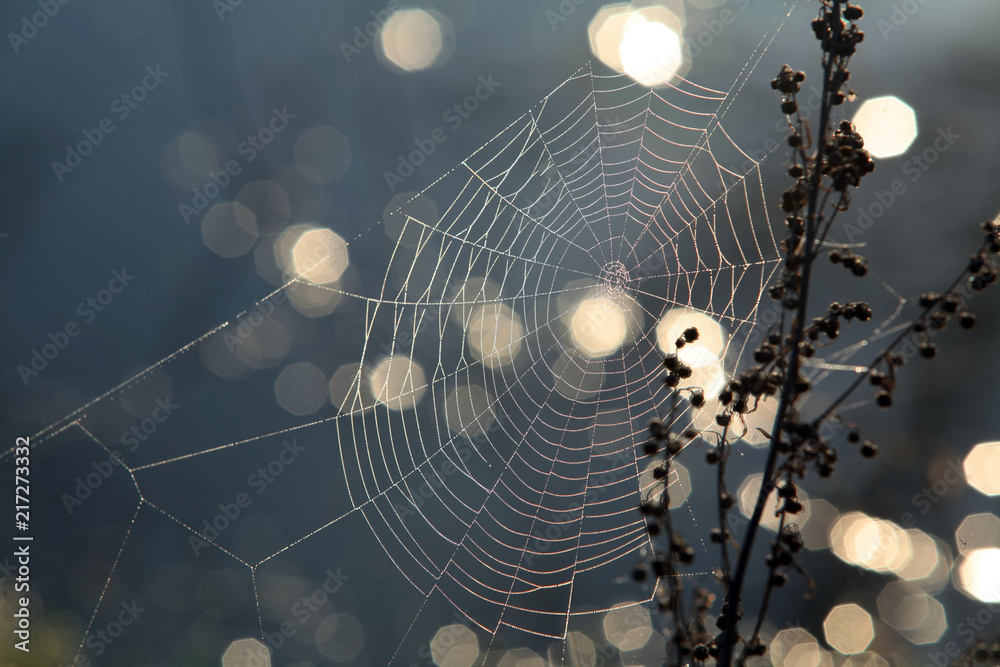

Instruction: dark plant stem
[718,3,844,664]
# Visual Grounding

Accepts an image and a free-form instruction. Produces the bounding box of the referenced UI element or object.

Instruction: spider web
[5,8,830,667]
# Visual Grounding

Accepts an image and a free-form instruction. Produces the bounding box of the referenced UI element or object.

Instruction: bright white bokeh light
[378,9,448,72]
[571,296,627,357]
[830,512,912,573]
[655,308,726,359]
[589,4,632,72]
[288,226,349,284]
[620,13,684,87]
[589,5,686,85]
[655,308,727,392]
[852,96,917,158]
[958,548,1000,602]
[964,441,1000,495]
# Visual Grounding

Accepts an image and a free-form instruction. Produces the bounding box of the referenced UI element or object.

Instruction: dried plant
[634,2,1000,665]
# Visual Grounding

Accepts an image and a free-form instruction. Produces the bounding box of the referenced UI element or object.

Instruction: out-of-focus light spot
[563,282,644,358]
[896,529,942,582]
[619,629,668,666]
[963,441,1000,495]
[288,226,350,284]
[955,513,1000,555]
[830,512,911,573]
[682,347,726,399]
[431,624,479,667]
[329,363,376,414]
[202,331,252,381]
[467,303,524,368]
[589,4,687,84]
[639,460,691,509]
[689,396,723,440]
[823,603,874,654]
[223,638,270,667]
[770,627,822,667]
[851,96,917,158]
[620,10,684,87]
[201,202,257,258]
[294,126,351,183]
[552,350,604,400]
[161,127,228,190]
[90,0,154,42]
[285,281,343,318]
[736,396,779,446]
[877,581,947,645]
[957,548,1000,602]
[383,192,438,248]
[444,385,495,437]
[589,4,633,73]
[236,180,290,235]
[655,309,726,393]
[378,9,452,73]
[557,279,594,323]
[315,612,364,662]
[737,473,811,532]
[787,644,834,667]
[498,647,545,667]
[911,538,952,595]
[686,0,726,7]
[557,631,596,667]
[274,363,328,416]
[800,498,839,550]
[842,653,890,667]
[450,277,500,326]
[603,605,652,651]
[231,317,293,371]
[571,296,628,357]
[253,235,285,287]
[369,355,427,411]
